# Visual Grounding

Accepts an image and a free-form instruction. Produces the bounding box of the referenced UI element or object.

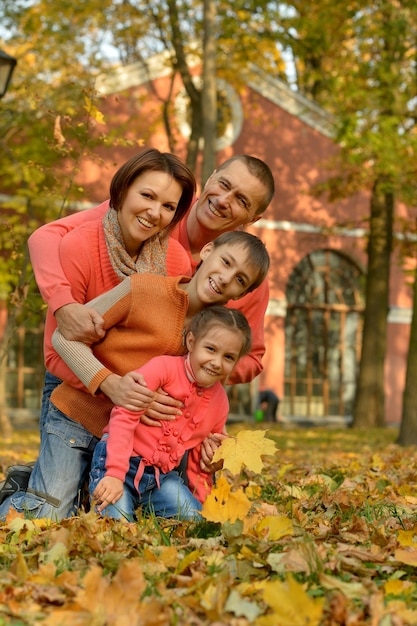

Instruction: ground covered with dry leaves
[1,423,417,625]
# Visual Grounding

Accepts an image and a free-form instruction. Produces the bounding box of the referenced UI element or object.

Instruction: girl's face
[186,324,244,386]
[118,171,183,257]
[193,242,259,304]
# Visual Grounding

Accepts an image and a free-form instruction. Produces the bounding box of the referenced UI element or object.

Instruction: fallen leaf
[212,430,277,474]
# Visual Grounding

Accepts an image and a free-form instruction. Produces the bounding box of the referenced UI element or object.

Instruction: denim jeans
[0,402,99,521]
[39,370,63,443]
[89,439,202,521]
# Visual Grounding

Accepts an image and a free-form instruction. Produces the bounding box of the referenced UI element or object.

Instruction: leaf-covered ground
[1,423,417,625]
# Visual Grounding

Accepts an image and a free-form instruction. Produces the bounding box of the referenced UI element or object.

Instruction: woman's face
[118,170,183,257]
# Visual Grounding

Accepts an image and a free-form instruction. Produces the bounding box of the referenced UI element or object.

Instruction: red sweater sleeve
[28,200,110,314]
[186,446,213,503]
[226,277,269,384]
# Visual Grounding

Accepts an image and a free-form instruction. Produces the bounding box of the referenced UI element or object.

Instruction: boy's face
[186,325,243,386]
[195,242,259,304]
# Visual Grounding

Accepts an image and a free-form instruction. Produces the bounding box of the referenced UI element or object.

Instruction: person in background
[91,306,252,521]
[258,388,280,422]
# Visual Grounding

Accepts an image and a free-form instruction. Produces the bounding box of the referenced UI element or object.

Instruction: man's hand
[140,388,184,426]
[100,371,154,410]
[93,476,124,513]
[200,432,228,473]
[55,303,105,342]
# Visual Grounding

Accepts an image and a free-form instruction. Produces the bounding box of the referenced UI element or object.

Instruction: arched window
[284,249,365,420]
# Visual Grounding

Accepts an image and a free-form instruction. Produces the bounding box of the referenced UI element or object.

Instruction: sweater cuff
[89,369,114,395]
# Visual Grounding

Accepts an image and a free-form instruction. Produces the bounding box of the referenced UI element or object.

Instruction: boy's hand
[93,476,124,512]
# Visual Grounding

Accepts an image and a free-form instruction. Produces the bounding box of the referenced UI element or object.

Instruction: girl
[90,305,252,521]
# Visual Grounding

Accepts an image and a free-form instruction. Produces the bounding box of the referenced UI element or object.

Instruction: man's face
[194,160,267,234]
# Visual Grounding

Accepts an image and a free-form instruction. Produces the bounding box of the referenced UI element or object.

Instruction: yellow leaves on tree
[257,574,324,626]
[201,475,251,523]
[84,96,105,125]
[212,429,277,474]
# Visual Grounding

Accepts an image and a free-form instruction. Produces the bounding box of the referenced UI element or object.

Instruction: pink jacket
[105,354,228,503]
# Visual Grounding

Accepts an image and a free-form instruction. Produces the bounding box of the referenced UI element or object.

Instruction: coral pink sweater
[30,203,191,382]
[105,354,228,503]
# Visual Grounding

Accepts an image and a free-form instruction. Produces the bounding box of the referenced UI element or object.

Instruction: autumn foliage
[1,424,417,625]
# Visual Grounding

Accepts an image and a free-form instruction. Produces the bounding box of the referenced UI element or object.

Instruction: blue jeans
[89,439,202,521]
[39,371,62,443]
[0,402,99,520]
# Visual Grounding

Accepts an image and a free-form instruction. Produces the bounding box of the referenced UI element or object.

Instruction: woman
[0,148,196,510]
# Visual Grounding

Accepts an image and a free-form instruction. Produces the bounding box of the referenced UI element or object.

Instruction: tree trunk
[397,261,417,445]
[352,181,393,428]
[201,0,217,185]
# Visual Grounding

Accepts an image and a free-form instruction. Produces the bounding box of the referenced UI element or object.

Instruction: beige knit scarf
[102,207,169,279]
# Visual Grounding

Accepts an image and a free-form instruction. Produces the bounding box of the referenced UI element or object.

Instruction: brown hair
[109,148,196,229]
[188,305,252,359]
[216,155,275,214]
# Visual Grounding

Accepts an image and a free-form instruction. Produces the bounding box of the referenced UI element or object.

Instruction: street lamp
[0,49,17,98]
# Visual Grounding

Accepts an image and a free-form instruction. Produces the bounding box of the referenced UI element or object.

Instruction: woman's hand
[100,372,154,410]
[140,388,184,426]
[93,476,124,512]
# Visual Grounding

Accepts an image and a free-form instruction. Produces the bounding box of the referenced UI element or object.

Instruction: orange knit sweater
[51,273,190,438]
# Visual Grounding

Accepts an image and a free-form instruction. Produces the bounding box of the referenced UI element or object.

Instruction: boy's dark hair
[188,305,252,358]
[109,147,196,229]
[216,155,275,214]
[211,231,270,292]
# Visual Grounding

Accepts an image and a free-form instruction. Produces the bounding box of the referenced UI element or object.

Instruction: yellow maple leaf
[212,430,277,474]
[201,475,251,523]
[258,575,324,626]
[256,515,294,540]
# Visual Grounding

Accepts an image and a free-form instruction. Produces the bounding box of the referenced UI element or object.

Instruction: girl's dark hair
[109,148,196,229]
[211,231,270,292]
[188,305,252,359]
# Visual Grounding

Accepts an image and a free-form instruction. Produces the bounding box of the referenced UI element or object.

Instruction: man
[0,154,274,510]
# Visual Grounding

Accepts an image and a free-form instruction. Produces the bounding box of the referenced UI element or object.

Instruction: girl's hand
[140,388,184,426]
[200,432,228,472]
[93,476,124,512]
[100,371,154,410]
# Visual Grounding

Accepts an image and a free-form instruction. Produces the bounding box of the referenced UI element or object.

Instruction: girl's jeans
[89,438,202,521]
